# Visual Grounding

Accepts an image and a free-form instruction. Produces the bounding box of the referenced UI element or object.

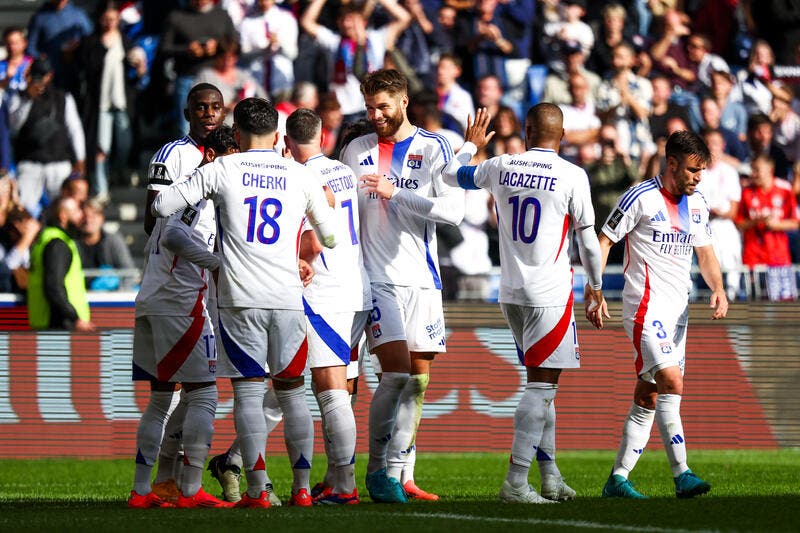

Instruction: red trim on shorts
[350,345,359,362]
[156,290,206,381]
[632,262,651,375]
[275,337,308,379]
[553,214,570,263]
[523,291,574,367]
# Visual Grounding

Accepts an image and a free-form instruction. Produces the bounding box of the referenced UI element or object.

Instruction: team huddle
[128,69,728,509]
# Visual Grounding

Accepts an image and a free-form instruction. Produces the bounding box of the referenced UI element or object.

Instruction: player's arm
[161,214,220,271]
[151,167,216,218]
[695,244,728,320]
[304,178,338,249]
[583,232,614,329]
[298,229,322,288]
[442,107,495,189]
[380,173,466,225]
[144,157,178,235]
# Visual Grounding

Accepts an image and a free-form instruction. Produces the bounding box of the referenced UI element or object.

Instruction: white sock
[612,402,655,478]
[225,441,243,469]
[154,391,184,484]
[387,374,428,480]
[367,371,409,474]
[263,384,284,433]
[276,385,314,493]
[536,396,561,479]
[317,388,357,493]
[180,386,218,497]
[133,390,173,495]
[233,380,267,497]
[313,384,336,488]
[401,446,416,484]
[655,394,689,477]
[506,383,556,488]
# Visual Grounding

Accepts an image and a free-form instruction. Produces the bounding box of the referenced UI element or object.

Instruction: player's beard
[372,109,404,139]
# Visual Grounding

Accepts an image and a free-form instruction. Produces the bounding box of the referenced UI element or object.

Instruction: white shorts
[500,298,580,369]
[132,314,217,383]
[216,307,307,380]
[306,309,369,373]
[366,283,446,353]
[349,331,367,380]
[623,316,687,383]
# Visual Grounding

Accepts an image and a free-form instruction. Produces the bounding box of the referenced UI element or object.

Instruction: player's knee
[272,376,304,391]
[634,392,658,410]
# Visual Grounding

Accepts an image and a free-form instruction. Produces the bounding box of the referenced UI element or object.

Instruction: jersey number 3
[244,196,282,244]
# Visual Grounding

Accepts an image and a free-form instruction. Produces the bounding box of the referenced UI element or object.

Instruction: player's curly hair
[360,69,408,98]
[203,125,238,154]
[665,130,711,165]
[233,97,278,136]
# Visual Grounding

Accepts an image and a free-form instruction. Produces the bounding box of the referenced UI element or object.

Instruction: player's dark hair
[203,125,238,153]
[335,119,374,159]
[665,129,710,165]
[187,82,222,104]
[747,113,772,132]
[233,97,278,135]
[286,108,322,144]
[361,69,408,97]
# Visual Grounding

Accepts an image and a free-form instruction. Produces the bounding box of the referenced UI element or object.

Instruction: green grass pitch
[1,450,798,532]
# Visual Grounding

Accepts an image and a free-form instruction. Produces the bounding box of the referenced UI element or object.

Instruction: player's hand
[360,173,395,200]
[298,259,314,287]
[709,288,728,320]
[584,284,609,329]
[464,108,495,149]
[74,319,96,333]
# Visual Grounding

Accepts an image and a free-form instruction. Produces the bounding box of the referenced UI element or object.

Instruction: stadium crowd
[2,0,800,302]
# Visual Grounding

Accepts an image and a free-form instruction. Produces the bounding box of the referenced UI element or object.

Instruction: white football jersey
[302,154,371,312]
[468,148,595,307]
[137,135,212,316]
[342,128,460,289]
[135,200,216,317]
[158,149,335,310]
[602,176,712,320]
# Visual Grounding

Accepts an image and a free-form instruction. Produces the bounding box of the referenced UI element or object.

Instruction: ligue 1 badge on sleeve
[607,208,624,230]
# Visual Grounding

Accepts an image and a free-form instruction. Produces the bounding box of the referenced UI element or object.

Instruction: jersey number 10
[508,195,541,243]
[244,196,282,244]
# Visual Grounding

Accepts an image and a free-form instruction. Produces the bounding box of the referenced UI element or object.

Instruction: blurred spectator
[408,93,462,149]
[649,74,691,141]
[26,0,93,95]
[159,0,236,135]
[543,0,594,59]
[435,53,473,132]
[697,128,743,301]
[710,68,748,141]
[27,195,94,331]
[738,39,793,117]
[542,42,601,106]
[586,3,633,79]
[77,197,136,290]
[585,123,637,264]
[770,92,800,187]
[318,92,343,157]
[60,172,89,205]
[644,115,689,179]
[486,105,521,156]
[748,0,800,65]
[448,186,493,300]
[238,0,299,98]
[475,75,504,130]
[492,133,525,156]
[0,27,33,94]
[78,2,141,201]
[699,96,748,165]
[595,42,654,164]
[301,0,411,121]
[0,93,11,173]
[686,33,729,92]
[745,113,792,181]
[0,176,39,292]
[736,154,799,300]
[7,58,85,218]
[195,37,267,125]
[394,0,436,89]
[459,0,533,95]
[649,7,694,89]
[559,72,600,163]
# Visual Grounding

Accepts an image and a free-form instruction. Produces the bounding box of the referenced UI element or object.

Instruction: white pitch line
[359,511,723,533]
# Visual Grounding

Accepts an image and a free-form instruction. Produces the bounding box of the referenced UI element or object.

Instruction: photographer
[584,124,638,264]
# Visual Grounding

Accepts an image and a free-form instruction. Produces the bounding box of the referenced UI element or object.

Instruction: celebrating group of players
[128,67,728,509]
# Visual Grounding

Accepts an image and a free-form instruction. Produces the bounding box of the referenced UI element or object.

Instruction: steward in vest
[28,196,95,331]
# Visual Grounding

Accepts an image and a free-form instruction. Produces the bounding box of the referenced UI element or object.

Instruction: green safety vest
[27,226,90,329]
